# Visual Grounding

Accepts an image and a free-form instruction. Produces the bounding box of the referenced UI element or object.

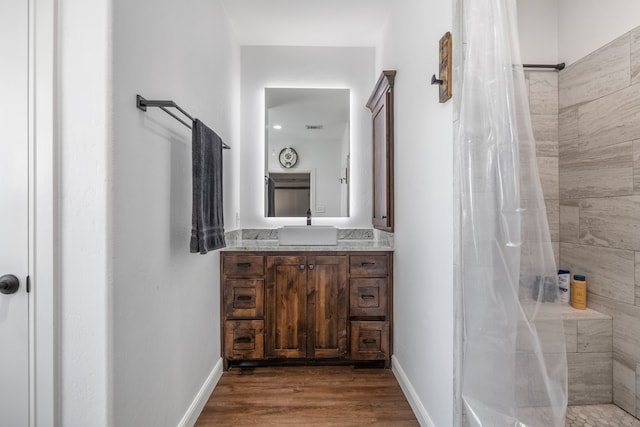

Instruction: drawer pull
[300,264,306,270]
[236,262,251,268]
[363,339,377,344]
[236,295,252,301]
[361,294,375,300]
[361,262,376,266]
[235,337,252,344]
[308,264,314,270]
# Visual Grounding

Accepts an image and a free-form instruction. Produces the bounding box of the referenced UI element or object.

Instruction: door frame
[29,0,56,425]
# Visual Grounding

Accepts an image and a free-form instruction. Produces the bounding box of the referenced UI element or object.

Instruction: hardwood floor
[195,366,419,426]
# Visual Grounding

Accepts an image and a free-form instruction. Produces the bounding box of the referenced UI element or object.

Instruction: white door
[0,0,31,425]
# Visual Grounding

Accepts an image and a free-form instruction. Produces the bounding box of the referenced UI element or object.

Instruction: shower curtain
[457,0,568,425]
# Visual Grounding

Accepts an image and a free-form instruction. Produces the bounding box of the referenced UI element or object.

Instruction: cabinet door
[350,321,389,361]
[224,279,264,319]
[266,256,307,358]
[367,71,395,232]
[223,254,264,277]
[349,277,388,318]
[224,320,264,360]
[307,255,348,359]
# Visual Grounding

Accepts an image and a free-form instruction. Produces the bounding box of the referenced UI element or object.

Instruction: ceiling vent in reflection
[305,124,324,130]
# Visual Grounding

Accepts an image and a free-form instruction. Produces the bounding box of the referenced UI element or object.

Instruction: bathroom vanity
[221,246,393,370]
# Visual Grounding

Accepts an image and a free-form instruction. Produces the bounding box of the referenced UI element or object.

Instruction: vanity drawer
[223,255,265,277]
[349,278,388,317]
[224,320,264,360]
[224,279,264,319]
[350,321,389,361]
[349,255,388,276]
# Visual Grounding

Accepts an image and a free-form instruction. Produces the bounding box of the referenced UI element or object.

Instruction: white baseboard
[177,357,224,427]
[392,355,436,427]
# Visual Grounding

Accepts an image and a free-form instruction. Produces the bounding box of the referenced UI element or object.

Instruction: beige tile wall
[558,25,640,417]
[562,312,613,405]
[526,70,560,266]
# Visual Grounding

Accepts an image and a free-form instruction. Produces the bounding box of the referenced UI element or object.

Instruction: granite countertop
[223,239,393,252]
[222,228,394,252]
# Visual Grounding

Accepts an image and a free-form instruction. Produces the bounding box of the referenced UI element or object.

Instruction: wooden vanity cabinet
[221,251,392,369]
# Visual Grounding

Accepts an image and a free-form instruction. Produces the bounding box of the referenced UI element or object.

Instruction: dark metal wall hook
[431,74,444,85]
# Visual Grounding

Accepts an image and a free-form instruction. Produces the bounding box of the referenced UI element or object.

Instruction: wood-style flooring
[195,365,419,426]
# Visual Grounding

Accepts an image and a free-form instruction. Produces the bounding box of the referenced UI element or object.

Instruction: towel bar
[136,95,231,149]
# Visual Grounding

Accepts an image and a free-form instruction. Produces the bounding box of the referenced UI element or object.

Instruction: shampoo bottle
[558,270,571,304]
[571,275,587,310]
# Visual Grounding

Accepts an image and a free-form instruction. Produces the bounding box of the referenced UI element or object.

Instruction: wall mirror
[264,88,350,218]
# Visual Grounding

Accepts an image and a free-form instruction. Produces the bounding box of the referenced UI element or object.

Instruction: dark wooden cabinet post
[366,70,396,232]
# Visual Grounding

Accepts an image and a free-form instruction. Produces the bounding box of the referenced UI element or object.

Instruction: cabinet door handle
[235,337,252,344]
[363,339,377,344]
[361,294,375,300]
[361,262,375,266]
[308,264,314,270]
[236,262,251,268]
[236,295,252,301]
[299,264,305,270]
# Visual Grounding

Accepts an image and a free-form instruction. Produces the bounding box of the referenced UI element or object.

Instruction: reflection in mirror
[265,88,350,218]
[267,173,310,217]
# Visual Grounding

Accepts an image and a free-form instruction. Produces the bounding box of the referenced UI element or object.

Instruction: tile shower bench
[562,306,613,405]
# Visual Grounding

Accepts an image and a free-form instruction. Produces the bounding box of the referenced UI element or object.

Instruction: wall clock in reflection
[278,147,298,168]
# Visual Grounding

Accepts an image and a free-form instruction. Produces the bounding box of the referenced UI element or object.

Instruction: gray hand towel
[190,119,226,254]
[267,176,276,217]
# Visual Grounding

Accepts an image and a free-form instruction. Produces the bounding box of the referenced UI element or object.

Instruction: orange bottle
[571,275,587,310]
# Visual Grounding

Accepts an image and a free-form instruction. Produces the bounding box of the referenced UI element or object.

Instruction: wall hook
[431,74,443,85]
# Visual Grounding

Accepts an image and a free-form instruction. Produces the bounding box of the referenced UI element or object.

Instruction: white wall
[517,0,559,64]
[112,0,240,425]
[518,0,640,66]
[240,46,374,228]
[558,0,640,65]
[58,0,113,424]
[377,0,454,425]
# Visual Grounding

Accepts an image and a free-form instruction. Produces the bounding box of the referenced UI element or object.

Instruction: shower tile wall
[558,25,640,418]
[526,70,560,266]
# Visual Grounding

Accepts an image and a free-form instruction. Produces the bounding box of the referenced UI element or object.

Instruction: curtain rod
[136,95,231,149]
[522,63,565,71]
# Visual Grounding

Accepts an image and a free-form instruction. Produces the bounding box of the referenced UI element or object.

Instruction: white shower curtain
[457,0,568,425]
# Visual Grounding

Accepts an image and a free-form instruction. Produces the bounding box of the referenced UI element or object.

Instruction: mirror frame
[264,87,350,218]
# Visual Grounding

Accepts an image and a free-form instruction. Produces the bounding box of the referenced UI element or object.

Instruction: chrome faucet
[306,208,312,226]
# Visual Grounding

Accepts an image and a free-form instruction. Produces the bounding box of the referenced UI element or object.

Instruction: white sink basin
[278,225,338,246]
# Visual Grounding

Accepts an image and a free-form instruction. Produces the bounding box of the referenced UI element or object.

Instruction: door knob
[0,274,19,295]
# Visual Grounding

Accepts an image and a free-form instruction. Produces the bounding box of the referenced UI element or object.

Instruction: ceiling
[266,88,350,143]
[220,0,393,47]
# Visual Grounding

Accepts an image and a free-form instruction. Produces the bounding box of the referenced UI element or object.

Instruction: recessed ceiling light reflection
[273,124,282,130]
